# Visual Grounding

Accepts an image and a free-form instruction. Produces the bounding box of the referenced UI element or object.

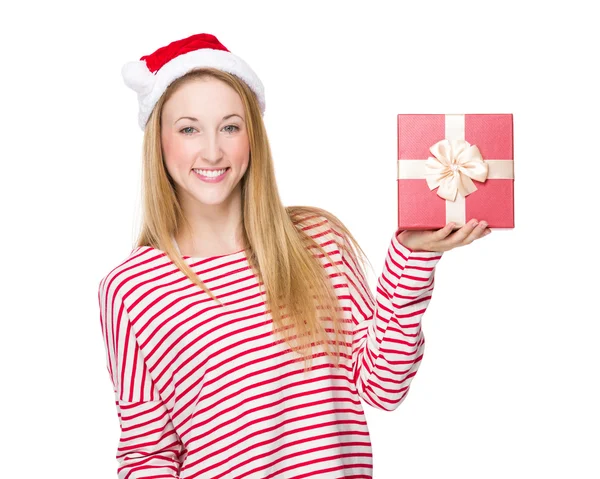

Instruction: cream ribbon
[425,139,488,202]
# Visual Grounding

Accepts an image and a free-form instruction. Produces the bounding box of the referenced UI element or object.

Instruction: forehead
[162,77,244,120]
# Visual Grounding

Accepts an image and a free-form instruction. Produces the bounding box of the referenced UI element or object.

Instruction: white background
[2,0,598,477]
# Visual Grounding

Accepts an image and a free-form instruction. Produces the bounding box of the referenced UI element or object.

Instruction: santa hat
[121,33,266,130]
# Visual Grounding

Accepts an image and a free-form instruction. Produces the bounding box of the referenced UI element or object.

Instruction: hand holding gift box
[397,219,492,253]
[397,113,515,230]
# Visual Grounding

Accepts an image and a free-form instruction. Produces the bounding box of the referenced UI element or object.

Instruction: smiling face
[160,77,250,211]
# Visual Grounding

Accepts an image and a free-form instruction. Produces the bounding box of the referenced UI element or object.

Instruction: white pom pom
[121,60,155,96]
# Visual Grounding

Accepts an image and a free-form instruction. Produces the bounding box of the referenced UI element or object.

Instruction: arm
[98,283,184,478]
[334,224,443,411]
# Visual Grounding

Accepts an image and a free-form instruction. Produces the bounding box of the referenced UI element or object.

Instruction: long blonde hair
[135,67,373,372]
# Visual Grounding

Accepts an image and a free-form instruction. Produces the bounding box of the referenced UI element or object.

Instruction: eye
[180,126,196,135]
[224,125,240,133]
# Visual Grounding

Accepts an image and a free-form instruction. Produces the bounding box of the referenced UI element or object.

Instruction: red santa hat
[121,33,266,130]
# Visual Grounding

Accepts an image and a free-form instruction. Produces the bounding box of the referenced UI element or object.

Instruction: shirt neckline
[181,248,248,261]
[170,236,248,262]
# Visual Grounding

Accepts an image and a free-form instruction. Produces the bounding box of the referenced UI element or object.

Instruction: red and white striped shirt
[98,215,443,478]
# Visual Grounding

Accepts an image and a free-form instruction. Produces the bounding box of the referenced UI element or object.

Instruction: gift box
[397,113,514,230]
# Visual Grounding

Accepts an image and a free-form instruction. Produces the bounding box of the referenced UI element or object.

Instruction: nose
[200,132,224,164]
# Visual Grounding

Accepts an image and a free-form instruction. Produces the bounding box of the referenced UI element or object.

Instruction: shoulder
[97,245,168,306]
[287,206,348,252]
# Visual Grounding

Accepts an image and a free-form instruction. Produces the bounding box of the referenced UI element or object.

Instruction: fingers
[436,222,456,240]
[459,219,490,245]
[429,220,491,252]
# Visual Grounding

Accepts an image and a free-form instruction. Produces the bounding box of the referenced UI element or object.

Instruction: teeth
[194,168,227,178]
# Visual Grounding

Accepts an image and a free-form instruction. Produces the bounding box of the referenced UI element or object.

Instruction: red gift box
[397,113,515,230]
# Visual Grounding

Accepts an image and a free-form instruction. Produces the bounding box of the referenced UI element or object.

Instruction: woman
[98,33,491,479]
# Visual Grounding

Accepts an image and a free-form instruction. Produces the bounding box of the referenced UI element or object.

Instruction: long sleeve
[98,282,185,478]
[335,225,443,411]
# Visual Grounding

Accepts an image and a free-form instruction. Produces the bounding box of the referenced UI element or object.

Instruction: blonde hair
[135,67,373,373]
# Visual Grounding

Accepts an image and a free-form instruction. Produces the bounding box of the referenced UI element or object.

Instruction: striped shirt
[98,215,443,478]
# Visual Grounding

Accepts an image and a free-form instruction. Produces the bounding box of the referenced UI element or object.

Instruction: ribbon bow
[424,139,489,202]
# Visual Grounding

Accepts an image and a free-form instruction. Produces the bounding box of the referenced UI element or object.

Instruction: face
[160,77,250,210]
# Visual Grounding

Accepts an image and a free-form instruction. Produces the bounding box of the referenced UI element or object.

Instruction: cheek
[230,136,251,164]
[162,135,192,169]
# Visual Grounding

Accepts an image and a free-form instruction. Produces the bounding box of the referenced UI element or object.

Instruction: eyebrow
[174,114,244,124]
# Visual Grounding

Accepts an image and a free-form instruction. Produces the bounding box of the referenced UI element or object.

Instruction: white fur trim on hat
[122,48,266,130]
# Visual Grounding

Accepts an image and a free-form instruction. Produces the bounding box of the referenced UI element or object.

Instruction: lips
[192,167,230,183]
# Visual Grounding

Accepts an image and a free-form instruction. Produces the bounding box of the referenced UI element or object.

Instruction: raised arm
[332,223,443,411]
[98,282,184,478]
